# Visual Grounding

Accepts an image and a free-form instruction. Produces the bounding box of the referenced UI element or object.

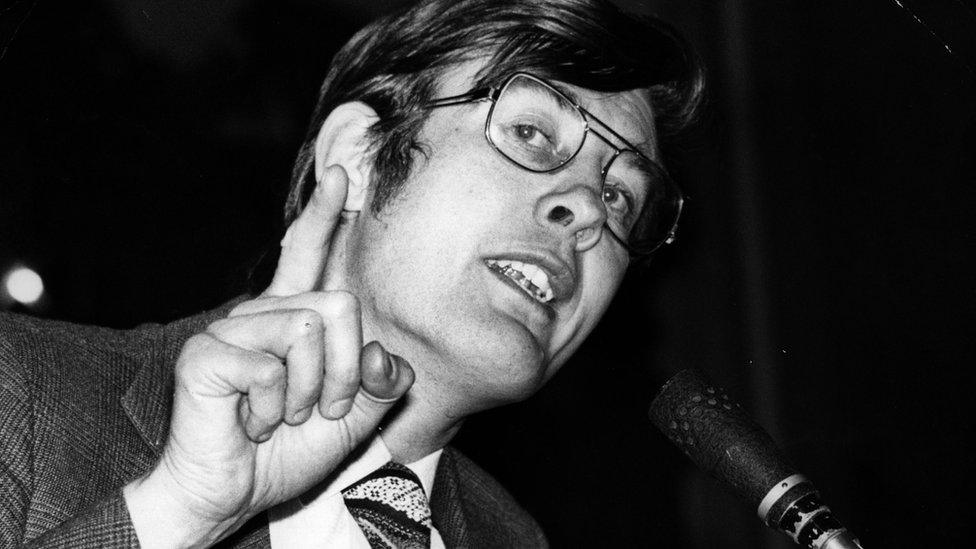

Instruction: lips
[483,251,575,306]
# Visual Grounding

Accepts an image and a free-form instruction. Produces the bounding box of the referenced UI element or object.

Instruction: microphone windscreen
[648,369,795,505]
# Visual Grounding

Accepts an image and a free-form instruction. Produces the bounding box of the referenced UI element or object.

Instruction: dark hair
[282,0,704,225]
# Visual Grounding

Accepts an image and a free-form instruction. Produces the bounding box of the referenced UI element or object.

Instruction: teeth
[485,258,555,304]
[529,268,548,289]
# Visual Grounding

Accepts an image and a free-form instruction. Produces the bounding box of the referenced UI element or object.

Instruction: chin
[444,322,551,409]
[380,283,556,408]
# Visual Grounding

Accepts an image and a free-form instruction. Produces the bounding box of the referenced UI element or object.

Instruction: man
[0,0,702,546]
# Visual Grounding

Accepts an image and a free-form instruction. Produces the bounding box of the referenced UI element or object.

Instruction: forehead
[434,62,660,160]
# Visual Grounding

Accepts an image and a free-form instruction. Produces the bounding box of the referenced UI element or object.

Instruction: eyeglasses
[426,72,684,258]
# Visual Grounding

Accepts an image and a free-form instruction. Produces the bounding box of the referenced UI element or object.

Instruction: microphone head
[648,369,795,506]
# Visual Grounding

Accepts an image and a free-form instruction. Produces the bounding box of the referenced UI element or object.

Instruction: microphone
[648,369,864,549]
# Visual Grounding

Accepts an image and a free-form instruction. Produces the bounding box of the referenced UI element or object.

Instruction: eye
[602,184,625,207]
[602,183,635,223]
[507,121,554,150]
[496,118,562,168]
[514,124,539,141]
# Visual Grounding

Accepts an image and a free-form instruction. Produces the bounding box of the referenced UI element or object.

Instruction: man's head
[285,0,702,222]
[280,0,703,415]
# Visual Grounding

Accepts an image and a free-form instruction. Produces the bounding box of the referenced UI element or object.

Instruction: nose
[535,183,608,252]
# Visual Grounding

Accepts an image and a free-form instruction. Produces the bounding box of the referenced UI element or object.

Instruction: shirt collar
[404,440,443,499]
[313,433,443,503]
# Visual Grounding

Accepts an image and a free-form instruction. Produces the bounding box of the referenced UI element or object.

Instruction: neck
[378,392,464,463]
[324,210,467,463]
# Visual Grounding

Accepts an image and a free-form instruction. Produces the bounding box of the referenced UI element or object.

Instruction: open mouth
[485,259,554,304]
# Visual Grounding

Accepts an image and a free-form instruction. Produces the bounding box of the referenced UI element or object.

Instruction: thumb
[308,342,412,467]
[353,341,415,412]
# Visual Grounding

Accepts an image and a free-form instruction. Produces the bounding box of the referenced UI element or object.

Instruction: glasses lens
[487,75,586,171]
[605,153,682,254]
[486,73,683,257]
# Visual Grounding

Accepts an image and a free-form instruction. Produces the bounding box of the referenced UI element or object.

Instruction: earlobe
[313,102,379,212]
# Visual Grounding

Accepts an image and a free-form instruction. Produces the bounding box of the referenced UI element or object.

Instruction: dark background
[2,1,973,547]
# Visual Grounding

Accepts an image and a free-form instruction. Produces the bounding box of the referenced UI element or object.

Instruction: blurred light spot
[5,267,45,305]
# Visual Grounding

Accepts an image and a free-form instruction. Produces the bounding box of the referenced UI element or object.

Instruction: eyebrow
[632,138,662,161]
[583,106,659,157]
[554,82,659,154]
[613,150,661,183]
[543,79,584,107]
[518,81,581,117]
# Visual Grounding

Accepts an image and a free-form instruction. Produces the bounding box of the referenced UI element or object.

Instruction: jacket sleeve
[0,330,141,548]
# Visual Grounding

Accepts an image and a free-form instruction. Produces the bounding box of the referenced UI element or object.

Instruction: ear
[313,102,379,212]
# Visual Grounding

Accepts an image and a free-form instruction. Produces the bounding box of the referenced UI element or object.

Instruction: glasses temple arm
[425,87,496,109]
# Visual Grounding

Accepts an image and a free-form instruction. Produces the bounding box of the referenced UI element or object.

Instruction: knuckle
[228,302,251,317]
[175,334,225,381]
[288,308,324,335]
[206,317,233,334]
[229,297,268,317]
[253,359,285,387]
[317,290,360,319]
[180,333,218,362]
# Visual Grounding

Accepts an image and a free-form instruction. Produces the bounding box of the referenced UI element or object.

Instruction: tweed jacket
[0,304,547,548]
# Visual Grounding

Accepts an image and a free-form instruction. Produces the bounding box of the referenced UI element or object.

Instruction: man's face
[340,62,660,413]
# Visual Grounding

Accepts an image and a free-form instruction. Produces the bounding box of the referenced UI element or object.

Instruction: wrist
[123,471,239,548]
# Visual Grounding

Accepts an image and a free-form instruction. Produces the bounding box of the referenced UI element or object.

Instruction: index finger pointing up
[265,165,349,297]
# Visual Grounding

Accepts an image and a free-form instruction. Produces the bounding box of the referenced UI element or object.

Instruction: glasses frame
[425,72,684,258]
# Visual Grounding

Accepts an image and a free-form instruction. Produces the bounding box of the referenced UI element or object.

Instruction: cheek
[402,133,522,238]
[355,137,512,287]
[547,252,627,368]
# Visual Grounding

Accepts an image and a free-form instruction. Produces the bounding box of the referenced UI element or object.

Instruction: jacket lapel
[119,340,175,456]
[431,448,472,547]
[121,299,246,455]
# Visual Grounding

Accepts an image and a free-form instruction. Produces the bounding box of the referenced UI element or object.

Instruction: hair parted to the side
[283,0,704,226]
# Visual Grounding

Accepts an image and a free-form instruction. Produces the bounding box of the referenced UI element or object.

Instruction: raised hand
[123,166,412,548]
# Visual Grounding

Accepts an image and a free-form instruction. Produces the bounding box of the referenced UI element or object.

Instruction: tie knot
[343,461,432,548]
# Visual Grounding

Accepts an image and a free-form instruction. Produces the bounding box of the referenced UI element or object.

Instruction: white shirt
[268,435,445,548]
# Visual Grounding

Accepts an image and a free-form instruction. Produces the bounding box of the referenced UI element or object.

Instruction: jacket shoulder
[0,312,160,377]
[0,304,234,545]
[0,312,166,544]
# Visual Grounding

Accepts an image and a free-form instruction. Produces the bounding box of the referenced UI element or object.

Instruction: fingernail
[326,398,353,419]
[392,355,410,380]
[384,353,396,380]
[292,406,313,424]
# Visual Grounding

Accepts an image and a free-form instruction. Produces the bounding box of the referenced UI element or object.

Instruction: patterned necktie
[342,461,433,549]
